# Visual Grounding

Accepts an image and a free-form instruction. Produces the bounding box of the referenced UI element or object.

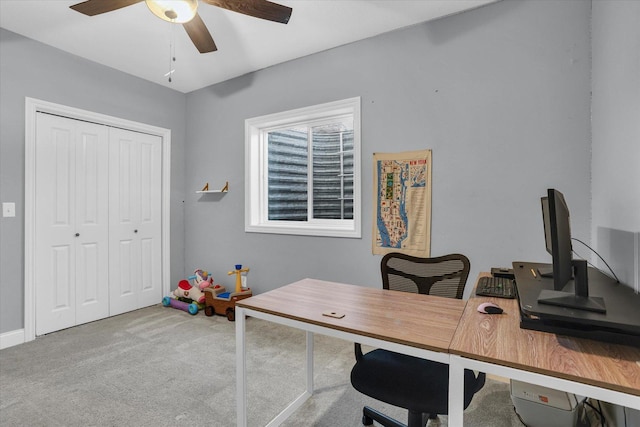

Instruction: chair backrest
[381,253,470,299]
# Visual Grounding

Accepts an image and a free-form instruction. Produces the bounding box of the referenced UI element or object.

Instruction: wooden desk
[448,273,640,425]
[235,278,466,427]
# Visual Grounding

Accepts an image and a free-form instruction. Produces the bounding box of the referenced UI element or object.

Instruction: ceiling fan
[69,0,293,53]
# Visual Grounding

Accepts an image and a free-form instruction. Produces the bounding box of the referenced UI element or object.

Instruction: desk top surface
[449,274,640,396]
[237,278,466,353]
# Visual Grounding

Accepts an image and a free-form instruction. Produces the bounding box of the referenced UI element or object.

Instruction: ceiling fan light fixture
[145,0,198,24]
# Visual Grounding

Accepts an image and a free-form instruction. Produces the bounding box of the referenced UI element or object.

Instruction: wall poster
[372,149,432,257]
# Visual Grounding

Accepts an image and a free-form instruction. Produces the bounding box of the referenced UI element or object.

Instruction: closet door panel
[109,128,162,314]
[75,122,110,324]
[35,114,76,335]
[35,114,110,334]
[109,131,141,315]
[137,134,162,307]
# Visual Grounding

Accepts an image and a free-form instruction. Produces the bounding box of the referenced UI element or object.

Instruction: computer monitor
[537,189,606,313]
[541,190,574,288]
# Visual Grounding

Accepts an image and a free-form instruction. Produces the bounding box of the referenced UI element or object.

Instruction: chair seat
[350,349,480,415]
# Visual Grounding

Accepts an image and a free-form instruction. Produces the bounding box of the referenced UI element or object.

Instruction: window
[245,97,361,238]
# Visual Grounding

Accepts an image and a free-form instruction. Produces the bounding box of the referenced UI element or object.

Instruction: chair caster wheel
[362,414,373,426]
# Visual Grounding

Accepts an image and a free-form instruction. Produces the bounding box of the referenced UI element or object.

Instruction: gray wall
[5,0,633,337]
[183,0,593,296]
[0,28,187,334]
[591,0,640,290]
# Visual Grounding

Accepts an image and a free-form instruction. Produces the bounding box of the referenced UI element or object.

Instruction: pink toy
[191,269,214,290]
[173,279,206,304]
[197,276,214,290]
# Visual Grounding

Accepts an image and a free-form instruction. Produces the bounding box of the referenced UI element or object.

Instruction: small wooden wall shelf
[196,181,229,194]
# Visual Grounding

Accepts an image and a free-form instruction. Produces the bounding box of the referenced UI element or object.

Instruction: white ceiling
[0,0,497,93]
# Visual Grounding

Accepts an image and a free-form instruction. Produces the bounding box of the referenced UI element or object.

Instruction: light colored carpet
[0,305,522,426]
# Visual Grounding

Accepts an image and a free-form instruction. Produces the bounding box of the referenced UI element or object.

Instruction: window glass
[245,98,361,238]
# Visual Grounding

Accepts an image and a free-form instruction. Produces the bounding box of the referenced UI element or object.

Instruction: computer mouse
[477,302,503,314]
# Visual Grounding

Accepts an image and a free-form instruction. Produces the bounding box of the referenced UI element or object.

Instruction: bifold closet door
[35,113,110,335]
[109,127,162,315]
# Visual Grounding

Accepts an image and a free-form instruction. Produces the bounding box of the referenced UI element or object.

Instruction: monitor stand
[537,290,606,313]
[537,259,606,314]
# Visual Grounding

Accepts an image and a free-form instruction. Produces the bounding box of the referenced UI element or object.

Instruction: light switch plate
[2,202,16,217]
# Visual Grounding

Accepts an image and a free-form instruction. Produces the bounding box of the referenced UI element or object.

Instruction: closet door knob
[134,229,138,233]
[75,233,80,237]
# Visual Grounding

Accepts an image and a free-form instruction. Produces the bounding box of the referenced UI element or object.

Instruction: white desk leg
[263,326,314,426]
[448,355,464,427]
[236,307,247,427]
[306,331,314,395]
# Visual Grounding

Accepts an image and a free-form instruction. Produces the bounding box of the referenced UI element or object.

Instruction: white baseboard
[0,329,25,350]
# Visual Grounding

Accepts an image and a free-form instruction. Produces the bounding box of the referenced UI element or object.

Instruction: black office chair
[350,252,486,427]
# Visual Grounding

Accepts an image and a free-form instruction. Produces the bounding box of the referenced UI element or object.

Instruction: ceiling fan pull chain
[167,23,176,83]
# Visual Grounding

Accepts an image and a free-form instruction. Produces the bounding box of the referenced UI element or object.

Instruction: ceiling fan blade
[183,13,218,53]
[70,0,143,16]
[202,0,292,24]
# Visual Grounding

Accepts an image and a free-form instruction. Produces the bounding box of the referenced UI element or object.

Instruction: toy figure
[190,269,214,290]
[228,264,249,293]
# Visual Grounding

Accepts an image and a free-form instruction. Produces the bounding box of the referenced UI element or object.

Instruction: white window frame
[245,97,361,238]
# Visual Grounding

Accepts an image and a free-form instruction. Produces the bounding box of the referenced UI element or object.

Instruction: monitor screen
[541,196,552,255]
[543,188,573,291]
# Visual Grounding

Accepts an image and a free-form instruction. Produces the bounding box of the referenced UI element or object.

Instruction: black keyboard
[475,276,516,299]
